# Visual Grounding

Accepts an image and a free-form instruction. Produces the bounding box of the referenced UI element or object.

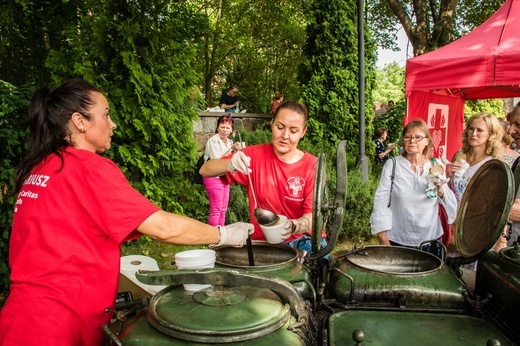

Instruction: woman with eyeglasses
[370,119,457,255]
[203,115,242,226]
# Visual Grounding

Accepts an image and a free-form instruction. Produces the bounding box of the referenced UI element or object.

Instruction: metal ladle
[236,131,280,227]
[248,175,280,226]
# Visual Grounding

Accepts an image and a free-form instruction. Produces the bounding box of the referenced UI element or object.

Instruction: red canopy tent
[405,0,520,161]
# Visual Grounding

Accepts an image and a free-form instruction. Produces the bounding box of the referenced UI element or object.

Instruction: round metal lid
[312,153,328,252]
[455,160,514,258]
[147,285,291,343]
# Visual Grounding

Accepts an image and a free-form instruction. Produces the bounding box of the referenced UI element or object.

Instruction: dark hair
[13,78,102,193]
[374,127,387,138]
[228,84,238,91]
[508,105,520,122]
[273,100,309,127]
[215,115,234,133]
[274,92,284,100]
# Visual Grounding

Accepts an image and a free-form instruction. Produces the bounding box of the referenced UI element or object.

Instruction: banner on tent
[405,91,464,161]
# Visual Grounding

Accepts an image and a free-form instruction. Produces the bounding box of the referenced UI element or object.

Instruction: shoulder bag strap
[387,157,396,207]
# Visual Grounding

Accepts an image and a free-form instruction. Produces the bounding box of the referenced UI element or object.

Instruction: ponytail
[13,78,101,193]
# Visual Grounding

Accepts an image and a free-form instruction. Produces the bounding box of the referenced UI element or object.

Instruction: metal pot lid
[455,160,514,258]
[147,285,291,343]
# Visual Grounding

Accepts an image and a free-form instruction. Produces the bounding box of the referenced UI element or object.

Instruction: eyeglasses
[403,135,426,142]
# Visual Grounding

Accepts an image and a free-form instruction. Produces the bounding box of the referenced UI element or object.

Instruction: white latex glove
[214,222,254,247]
[227,151,251,174]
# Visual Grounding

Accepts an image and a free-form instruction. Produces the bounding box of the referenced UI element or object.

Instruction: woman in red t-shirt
[201,100,325,253]
[0,78,253,346]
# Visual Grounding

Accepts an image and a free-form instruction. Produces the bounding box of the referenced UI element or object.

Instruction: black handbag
[193,154,206,185]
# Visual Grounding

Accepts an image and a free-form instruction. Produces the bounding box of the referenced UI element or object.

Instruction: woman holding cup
[200,101,327,253]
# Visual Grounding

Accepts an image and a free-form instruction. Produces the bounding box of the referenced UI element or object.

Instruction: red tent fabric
[405,0,520,160]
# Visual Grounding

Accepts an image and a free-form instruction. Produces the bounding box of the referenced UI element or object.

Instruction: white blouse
[204,133,233,161]
[370,156,458,247]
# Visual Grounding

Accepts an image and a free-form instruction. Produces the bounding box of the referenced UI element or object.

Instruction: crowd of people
[371,107,520,260]
[1,76,519,344]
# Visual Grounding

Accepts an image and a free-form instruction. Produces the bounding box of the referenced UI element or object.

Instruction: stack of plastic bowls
[174,249,216,291]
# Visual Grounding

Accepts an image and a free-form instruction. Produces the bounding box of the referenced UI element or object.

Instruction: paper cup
[259,215,288,244]
[175,249,216,291]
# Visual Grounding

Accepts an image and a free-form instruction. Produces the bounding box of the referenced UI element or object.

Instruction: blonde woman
[448,113,504,203]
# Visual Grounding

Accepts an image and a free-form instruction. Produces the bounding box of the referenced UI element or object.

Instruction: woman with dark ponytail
[0,78,253,345]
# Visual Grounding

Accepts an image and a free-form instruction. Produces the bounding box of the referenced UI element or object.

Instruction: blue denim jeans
[286,234,327,255]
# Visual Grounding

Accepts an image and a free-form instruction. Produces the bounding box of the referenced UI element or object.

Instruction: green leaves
[0,80,32,292]
[301,0,377,153]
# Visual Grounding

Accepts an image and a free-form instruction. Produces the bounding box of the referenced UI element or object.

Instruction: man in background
[506,105,520,246]
[220,85,240,113]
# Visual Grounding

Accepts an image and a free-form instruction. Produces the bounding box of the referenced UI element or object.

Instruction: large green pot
[329,246,468,311]
[214,242,315,304]
[108,270,312,345]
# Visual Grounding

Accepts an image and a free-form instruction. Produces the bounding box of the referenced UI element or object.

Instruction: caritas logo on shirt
[285,176,305,201]
[14,174,49,213]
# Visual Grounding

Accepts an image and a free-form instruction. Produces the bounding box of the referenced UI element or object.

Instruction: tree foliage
[300,0,377,152]
[0,81,31,292]
[191,0,307,113]
[43,0,208,215]
[367,0,504,56]
[372,62,405,105]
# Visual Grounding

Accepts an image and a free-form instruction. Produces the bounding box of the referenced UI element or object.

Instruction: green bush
[340,165,380,243]
[0,81,32,293]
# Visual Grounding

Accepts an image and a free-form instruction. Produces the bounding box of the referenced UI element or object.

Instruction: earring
[80,128,86,133]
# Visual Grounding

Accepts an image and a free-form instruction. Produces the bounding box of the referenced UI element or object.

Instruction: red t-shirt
[0,147,160,346]
[223,144,317,241]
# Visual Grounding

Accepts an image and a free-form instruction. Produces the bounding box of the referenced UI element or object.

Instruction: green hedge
[0,81,32,292]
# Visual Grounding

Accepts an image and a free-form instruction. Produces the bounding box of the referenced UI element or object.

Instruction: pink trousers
[203,176,230,226]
